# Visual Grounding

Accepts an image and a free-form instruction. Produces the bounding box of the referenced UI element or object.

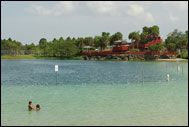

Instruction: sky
[1,1,188,44]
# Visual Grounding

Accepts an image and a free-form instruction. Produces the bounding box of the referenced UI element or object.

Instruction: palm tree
[128,31,140,49]
[100,32,110,50]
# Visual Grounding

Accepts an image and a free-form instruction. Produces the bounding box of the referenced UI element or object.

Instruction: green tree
[148,43,164,51]
[52,38,60,57]
[166,43,176,52]
[72,37,76,42]
[99,32,110,50]
[59,41,78,57]
[180,49,188,59]
[39,38,48,56]
[66,37,71,41]
[128,31,140,49]
[110,32,123,45]
[140,25,160,44]
[150,25,159,37]
[24,43,36,54]
[84,37,94,46]
[94,36,101,49]
[1,38,23,55]
[59,37,64,42]
[142,26,150,34]
[75,37,85,51]
[165,29,188,54]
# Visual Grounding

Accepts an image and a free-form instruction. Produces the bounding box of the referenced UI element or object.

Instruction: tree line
[1,32,123,58]
[1,25,188,59]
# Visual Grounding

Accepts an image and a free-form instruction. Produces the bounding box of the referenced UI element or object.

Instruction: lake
[1,60,188,125]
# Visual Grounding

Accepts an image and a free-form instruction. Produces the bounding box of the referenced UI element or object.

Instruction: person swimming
[36,104,40,111]
[28,101,41,111]
[28,101,35,111]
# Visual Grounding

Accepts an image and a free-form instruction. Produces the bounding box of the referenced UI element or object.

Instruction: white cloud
[145,12,155,23]
[127,4,144,16]
[162,1,188,11]
[126,4,155,23]
[31,5,52,16]
[53,1,75,16]
[169,13,179,22]
[85,1,119,16]
[30,1,75,16]
[29,1,157,22]
[30,1,122,17]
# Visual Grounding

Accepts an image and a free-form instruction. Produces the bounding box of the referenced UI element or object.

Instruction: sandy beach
[156,58,188,62]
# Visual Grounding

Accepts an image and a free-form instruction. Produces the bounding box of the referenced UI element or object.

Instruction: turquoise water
[1,60,188,126]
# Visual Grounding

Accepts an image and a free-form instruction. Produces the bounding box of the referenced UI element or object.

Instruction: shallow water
[1,60,188,125]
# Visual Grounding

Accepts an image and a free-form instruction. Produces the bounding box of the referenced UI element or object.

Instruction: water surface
[1,60,188,125]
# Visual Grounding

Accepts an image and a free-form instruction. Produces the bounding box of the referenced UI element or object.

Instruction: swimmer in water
[36,104,41,111]
[28,101,35,111]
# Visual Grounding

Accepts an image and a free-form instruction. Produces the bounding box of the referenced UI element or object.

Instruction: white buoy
[166,74,170,81]
[55,65,58,72]
[55,65,58,85]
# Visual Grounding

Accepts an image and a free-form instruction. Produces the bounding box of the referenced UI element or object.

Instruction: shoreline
[156,58,188,62]
[1,55,188,62]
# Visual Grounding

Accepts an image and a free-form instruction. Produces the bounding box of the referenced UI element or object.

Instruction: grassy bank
[1,55,36,59]
[1,55,83,60]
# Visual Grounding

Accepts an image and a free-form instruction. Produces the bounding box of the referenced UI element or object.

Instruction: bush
[181,49,188,59]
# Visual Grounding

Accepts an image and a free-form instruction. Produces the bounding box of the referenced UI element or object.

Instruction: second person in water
[28,101,41,111]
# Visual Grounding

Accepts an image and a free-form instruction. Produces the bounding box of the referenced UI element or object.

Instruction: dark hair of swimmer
[36,104,40,110]
[29,101,32,105]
